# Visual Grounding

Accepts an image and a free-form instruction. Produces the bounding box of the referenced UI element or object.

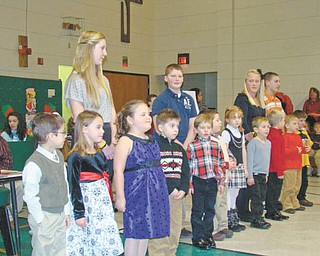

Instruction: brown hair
[115,100,146,139]
[194,113,213,129]
[156,108,180,127]
[224,105,244,132]
[32,113,65,144]
[252,116,269,129]
[292,110,307,119]
[69,110,103,156]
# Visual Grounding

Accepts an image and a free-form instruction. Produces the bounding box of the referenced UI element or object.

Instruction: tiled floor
[116,176,320,256]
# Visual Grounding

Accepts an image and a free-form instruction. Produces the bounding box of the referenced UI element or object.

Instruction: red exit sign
[178,53,190,65]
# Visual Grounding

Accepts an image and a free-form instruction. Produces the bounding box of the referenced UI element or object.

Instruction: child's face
[297,118,307,129]
[52,125,67,149]
[314,125,320,134]
[212,114,222,134]
[93,39,107,65]
[8,115,19,130]
[266,75,280,94]
[254,121,270,139]
[276,117,285,129]
[148,97,156,108]
[164,69,184,92]
[83,117,104,144]
[196,122,212,140]
[227,113,242,129]
[285,119,299,133]
[129,104,152,133]
[158,118,179,141]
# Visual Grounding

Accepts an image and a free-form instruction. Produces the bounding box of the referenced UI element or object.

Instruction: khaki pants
[148,195,182,256]
[309,149,320,169]
[28,211,66,256]
[214,185,228,233]
[280,169,301,210]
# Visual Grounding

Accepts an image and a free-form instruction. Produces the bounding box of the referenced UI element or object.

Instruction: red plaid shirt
[187,136,226,189]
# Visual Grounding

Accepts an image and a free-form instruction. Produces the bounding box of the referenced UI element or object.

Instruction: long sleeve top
[267,127,285,177]
[247,137,271,178]
[283,133,303,170]
[156,135,190,194]
[67,151,109,220]
[23,145,70,224]
[0,136,13,170]
[296,129,313,167]
[187,136,226,188]
[234,93,265,134]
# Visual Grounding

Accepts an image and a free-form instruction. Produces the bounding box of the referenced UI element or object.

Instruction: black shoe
[228,224,242,232]
[236,223,246,231]
[193,239,210,250]
[284,208,295,214]
[205,237,216,248]
[295,206,306,211]
[265,213,283,221]
[250,220,270,229]
[278,212,289,220]
[260,218,271,227]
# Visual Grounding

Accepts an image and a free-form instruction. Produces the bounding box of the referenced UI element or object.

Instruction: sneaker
[220,228,234,238]
[284,208,295,214]
[299,199,313,207]
[295,206,306,211]
[212,231,226,241]
[180,228,193,238]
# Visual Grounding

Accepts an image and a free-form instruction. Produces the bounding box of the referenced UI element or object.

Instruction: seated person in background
[309,122,320,176]
[303,87,320,130]
[2,111,27,142]
[0,135,24,218]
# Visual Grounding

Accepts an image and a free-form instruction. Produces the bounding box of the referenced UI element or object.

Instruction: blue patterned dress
[123,134,170,239]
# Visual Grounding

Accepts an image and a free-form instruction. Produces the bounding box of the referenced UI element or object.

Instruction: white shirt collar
[36,145,59,162]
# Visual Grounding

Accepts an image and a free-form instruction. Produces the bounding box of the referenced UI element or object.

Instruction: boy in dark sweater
[23,113,70,255]
[148,108,190,256]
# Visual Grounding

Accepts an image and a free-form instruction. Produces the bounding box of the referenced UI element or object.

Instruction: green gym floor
[1,176,320,255]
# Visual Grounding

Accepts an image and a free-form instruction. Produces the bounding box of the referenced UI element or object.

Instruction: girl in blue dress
[114,100,170,256]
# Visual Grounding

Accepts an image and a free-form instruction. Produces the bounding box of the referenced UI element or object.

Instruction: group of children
[21,63,319,256]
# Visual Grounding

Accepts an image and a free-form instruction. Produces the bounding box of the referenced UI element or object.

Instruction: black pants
[236,187,251,221]
[248,174,267,222]
[191,176,218,243]
[297,166,308,201]
[265,172,283,215]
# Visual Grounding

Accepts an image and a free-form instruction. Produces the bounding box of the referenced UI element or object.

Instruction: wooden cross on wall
[121,0,143,43]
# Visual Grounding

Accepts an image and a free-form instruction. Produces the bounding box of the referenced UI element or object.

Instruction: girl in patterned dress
[114,100,170,256]
[66,110,123,256]
[221,106,248,232]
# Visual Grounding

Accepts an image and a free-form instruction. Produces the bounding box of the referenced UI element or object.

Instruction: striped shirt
[187,136,226,188]
[264,91,284,115]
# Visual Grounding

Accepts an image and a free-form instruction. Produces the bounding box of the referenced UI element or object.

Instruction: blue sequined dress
[123,134,170,239]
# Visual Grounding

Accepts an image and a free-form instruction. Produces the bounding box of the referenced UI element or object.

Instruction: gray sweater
[247,137,271,178]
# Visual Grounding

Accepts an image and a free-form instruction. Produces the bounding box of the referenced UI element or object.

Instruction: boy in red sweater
[280,115,305,214]
[265,110,289,220]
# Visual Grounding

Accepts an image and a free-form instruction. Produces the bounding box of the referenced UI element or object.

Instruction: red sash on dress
[80,172,113,201]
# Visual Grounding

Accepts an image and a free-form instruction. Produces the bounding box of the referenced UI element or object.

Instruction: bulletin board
[0,75,62,127]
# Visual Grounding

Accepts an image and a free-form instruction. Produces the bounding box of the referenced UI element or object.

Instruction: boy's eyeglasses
[55,131,67,136]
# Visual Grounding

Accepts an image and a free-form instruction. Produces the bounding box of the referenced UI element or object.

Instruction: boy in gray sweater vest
[23,113,70,256]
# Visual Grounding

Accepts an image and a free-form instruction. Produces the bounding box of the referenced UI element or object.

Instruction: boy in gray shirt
[247,117,271,229]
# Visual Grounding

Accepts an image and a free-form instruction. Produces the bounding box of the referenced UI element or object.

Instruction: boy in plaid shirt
[187,113,226,250]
